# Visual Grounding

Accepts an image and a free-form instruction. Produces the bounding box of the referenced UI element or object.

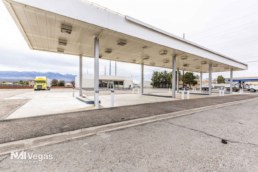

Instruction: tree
[151,71,172,88]
[58,80,65,87]
[182,72,197,88]
[51,79,58,86]
[217,75,225,84]
[19,80,24,85]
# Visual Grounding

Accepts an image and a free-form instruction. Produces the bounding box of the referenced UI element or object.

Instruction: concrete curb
[0,97,257,156]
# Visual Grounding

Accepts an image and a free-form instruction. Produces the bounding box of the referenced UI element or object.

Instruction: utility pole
[183,33,185,39]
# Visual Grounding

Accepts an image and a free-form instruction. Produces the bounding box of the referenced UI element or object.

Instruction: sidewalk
[0,94,257,144]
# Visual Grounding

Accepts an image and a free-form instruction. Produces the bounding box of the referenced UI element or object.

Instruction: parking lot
[1,94,258,171]
[0,88,233,119]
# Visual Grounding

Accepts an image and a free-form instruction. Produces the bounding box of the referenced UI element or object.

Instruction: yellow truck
[34,76,51,91]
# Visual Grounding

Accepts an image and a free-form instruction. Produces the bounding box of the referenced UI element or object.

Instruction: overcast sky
[1,0,258,82]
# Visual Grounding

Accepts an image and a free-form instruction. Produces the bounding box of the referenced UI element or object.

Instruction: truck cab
[34,77,51,91]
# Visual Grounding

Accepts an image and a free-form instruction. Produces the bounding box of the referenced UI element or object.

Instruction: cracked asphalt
[1,96,258,171]
[0,94,257,144]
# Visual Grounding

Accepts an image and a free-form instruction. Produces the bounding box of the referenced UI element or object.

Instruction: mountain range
[0,71,76,82]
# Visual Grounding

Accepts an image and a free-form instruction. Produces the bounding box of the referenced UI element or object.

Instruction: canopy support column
[94,37,100,108]
[177,68,179,93]
[79,55,83,97]
[230,69,233,94]
[141,63,144,95]
[200,72,203,92]
[209,64,212,95]
[172,55,177,98]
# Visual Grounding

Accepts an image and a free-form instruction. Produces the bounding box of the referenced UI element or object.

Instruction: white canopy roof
[4,0,248,73]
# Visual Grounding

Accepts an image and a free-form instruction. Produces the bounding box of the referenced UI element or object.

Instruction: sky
[0,0,258,82]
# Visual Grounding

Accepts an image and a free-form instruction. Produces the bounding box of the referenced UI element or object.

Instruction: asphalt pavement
[0,94,257,144]
[1,94,258,171]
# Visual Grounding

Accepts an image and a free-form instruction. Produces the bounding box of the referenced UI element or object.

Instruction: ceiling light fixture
[159,50,168,55]
[58,38,67,46]
[61,23,72,34]
[105,48,112,54]
[117,39,127,46]
[181,56,188,60]
[163,58,169,63]
[201,61,207,65]
[57,48,64,53]
[143,55,150,60]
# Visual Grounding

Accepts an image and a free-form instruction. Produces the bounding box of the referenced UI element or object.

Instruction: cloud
[1,0,258,82]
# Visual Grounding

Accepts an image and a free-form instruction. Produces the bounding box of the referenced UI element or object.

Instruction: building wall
[75,74,133,89]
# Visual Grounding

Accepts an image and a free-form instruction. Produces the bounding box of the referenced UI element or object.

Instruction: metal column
[109,60,111,76]
[94,37,100,108]
[177,68,179,93]
[79,55,83,97]
[172,55,177,98]
[200,72,203,92]
[209,64,212,95]
[115,61,117,76]
[141,63,144,95]
[230,69,233,94]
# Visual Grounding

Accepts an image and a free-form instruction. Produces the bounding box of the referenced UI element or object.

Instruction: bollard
[181,91,185,99]
[186,91,190,99]
[222,89,225,96]
[111,89,115,107]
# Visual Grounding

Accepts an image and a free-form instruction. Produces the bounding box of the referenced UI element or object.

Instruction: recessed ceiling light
[183,64,189,67]
[159,50,168,55]
[181,56,188,60]
[105,48,112,54]
[58,38,67,46]
[201,61,207,65]
[61,23,72,34]
[142,45,148,49]
[57,48,64,53]
[163,58,169,63]
[212,64,218,67]
[196,66,201,69]
[143,55,150,60]
[117,39,127,46]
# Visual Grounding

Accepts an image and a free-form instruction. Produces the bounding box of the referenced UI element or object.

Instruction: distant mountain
[0,71,76,82]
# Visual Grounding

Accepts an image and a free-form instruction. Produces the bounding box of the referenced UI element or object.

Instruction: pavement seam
[0,99,30,120]
[0,97,257,156]
[166,122,258,147]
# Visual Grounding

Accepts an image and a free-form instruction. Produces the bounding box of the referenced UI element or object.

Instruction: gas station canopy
[4,0,247,73]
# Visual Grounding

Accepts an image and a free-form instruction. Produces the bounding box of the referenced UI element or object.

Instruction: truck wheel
[250,88,256,92]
